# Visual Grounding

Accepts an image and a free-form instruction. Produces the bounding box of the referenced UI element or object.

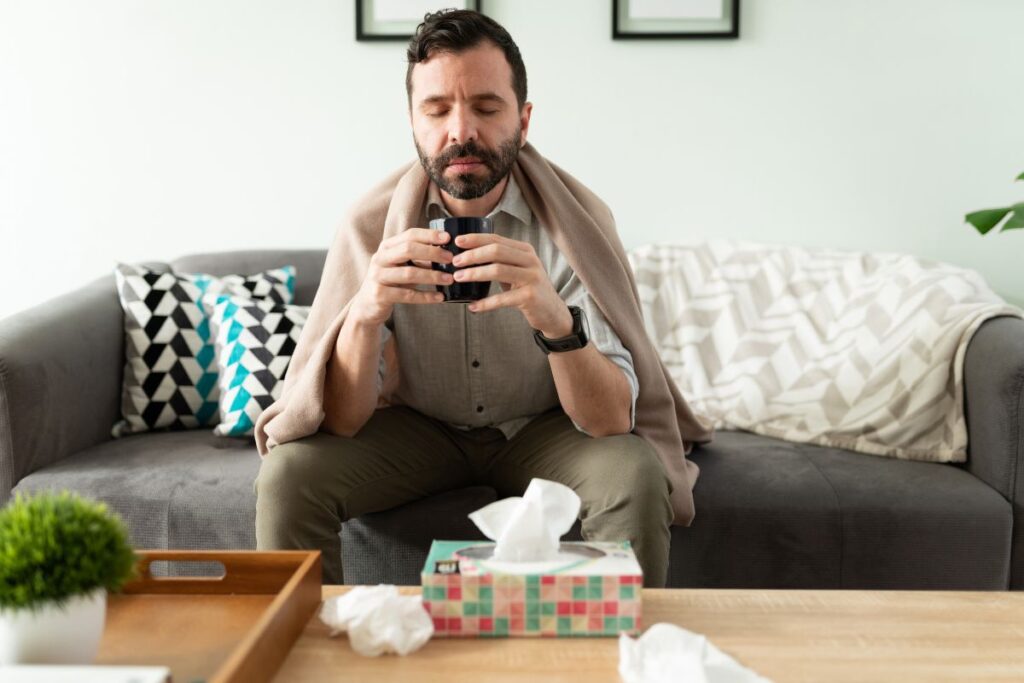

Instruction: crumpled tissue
[619,623,773,683]
[319,585,433,657]
[468,478,580,562]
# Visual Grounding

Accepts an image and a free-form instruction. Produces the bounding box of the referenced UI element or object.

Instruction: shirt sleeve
[558,271,639,435]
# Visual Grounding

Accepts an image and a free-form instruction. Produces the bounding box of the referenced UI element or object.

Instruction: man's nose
[447,107,478,145]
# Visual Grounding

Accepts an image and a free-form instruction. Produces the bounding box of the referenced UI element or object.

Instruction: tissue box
[420,540,643,638]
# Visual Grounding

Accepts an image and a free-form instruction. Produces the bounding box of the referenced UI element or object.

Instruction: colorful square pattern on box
[421,540,642,638]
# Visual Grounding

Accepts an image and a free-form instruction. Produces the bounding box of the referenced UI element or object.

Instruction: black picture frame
[613,0,740,40]
[356,0,482,42]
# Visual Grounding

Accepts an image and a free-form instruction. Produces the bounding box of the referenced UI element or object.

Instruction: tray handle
[123,550,320,595]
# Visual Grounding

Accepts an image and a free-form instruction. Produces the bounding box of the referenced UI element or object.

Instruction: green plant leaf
[1000,204,1024,232]
[1016,171,1024,181]
[0,491,136,611]
[966,207,1012,235]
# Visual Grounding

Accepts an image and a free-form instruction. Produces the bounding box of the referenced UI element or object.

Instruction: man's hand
[348,228,454,327]
[451,233,573,338]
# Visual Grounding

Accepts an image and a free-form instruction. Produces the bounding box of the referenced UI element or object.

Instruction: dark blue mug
[430,217,494,303]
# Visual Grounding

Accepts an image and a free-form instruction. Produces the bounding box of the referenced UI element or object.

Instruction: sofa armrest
[0,275,124,502]
[963,315,1024,588]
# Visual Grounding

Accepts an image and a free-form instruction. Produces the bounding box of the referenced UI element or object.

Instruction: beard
[415,129,521,200]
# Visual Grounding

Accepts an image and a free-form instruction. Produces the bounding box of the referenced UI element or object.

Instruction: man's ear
[519,102,533,147]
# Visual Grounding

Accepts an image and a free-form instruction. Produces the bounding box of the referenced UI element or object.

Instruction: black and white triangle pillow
[112,263,295,436]
[204,294,309,436]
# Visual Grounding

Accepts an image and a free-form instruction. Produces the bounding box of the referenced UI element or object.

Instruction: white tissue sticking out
[319,585,433,657]
[468,478,581,562]
[619,623,773,683]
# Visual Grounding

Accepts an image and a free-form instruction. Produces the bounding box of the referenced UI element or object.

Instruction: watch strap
[533,306,589,355]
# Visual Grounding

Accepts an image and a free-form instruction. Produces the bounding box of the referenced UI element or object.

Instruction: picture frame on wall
[357,0,482,41]
[613,0,740,39]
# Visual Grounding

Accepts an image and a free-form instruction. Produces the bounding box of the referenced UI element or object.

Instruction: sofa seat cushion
[13,431,261,550]
[12,432,501,585]
[673,431,1012,589]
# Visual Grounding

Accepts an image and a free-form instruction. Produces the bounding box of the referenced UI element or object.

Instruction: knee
[255,437,331,509]
[581,435,672,508]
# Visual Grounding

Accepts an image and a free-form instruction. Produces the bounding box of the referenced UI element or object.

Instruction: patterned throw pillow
[205,294,309,436]
[113,263,295,436]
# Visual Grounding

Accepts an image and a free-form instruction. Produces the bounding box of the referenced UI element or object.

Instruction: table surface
[271,586,1024,682]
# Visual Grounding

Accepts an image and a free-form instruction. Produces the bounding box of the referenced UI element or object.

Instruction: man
[254,9,711,587]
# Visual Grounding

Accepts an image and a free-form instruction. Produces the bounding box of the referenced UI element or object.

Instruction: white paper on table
[319,585,433,657]
[619,623,773,683]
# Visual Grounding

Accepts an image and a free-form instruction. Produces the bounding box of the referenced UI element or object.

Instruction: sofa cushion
[112,264,296,436]
[10,432,500,585]
[12,431,260,550]
[672,431,1012,589]
[205,295,310,436]
[671,430,843,588]
[806,443,1012,589]
[170,251,327,307]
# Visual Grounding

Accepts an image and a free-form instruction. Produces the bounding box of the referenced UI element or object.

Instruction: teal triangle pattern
[205,291,309,437]
[111,263,296,437]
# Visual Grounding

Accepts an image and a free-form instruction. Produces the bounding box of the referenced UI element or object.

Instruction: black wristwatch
[533,305,590,355]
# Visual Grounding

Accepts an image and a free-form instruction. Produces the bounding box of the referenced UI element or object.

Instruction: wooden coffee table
[273,586,1024,682]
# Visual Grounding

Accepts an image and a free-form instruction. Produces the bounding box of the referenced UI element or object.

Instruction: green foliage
[966,171,1024,235]
[0,491,137,611]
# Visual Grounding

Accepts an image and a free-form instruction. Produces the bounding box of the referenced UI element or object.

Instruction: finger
[454,263,531,286]
[385,287,445,305]
[382,240,453,266]
[378,265,454,287]
[380,228,441,254]
[395,227,450,245]
[452,242,534,268]
[467,289,524,313]
[454,232,531,252]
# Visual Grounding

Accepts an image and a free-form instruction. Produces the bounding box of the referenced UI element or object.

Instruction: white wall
[2,0,1022,320]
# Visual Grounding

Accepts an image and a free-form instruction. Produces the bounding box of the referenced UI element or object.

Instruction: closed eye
[424,110,498,117]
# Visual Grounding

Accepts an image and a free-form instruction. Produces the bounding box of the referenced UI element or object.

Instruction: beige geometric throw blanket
[628,241,1023,463]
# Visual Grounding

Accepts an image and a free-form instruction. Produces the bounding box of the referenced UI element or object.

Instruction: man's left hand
[451,233,573,338]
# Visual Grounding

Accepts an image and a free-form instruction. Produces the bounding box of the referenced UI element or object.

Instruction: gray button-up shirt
[378,174,638,438]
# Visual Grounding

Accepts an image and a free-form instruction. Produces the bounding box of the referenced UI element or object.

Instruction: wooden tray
[94,550,321,683]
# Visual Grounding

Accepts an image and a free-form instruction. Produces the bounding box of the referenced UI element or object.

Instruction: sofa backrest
[171,250,328,306]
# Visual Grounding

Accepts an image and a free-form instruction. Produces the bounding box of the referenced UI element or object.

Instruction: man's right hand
[348,228,454,327]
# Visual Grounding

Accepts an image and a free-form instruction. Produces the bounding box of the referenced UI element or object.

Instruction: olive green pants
[254,406,673,587]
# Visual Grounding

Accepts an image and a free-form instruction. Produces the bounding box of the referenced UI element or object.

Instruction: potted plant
[0,491,136,664]
[966,171,1024,234]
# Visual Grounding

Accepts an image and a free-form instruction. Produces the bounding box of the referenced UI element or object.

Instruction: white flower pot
[0,588,106,664]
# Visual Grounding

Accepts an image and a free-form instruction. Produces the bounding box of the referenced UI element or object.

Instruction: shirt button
[476,405,484,413]
[472,359,480,368]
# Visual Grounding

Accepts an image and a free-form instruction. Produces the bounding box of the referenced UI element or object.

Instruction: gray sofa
[2,250,1022,589]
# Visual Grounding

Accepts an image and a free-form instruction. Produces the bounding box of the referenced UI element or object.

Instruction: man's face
[409,42,532,200]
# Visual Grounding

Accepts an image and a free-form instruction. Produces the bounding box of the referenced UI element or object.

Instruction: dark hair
[405,9,527,110]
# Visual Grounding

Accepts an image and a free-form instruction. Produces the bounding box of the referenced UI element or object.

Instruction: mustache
[435,142,497,170]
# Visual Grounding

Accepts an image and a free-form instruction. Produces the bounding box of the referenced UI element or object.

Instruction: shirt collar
[426,172,533,226]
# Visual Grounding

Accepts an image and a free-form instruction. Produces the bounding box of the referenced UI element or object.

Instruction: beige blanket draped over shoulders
[254,142,713,524]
